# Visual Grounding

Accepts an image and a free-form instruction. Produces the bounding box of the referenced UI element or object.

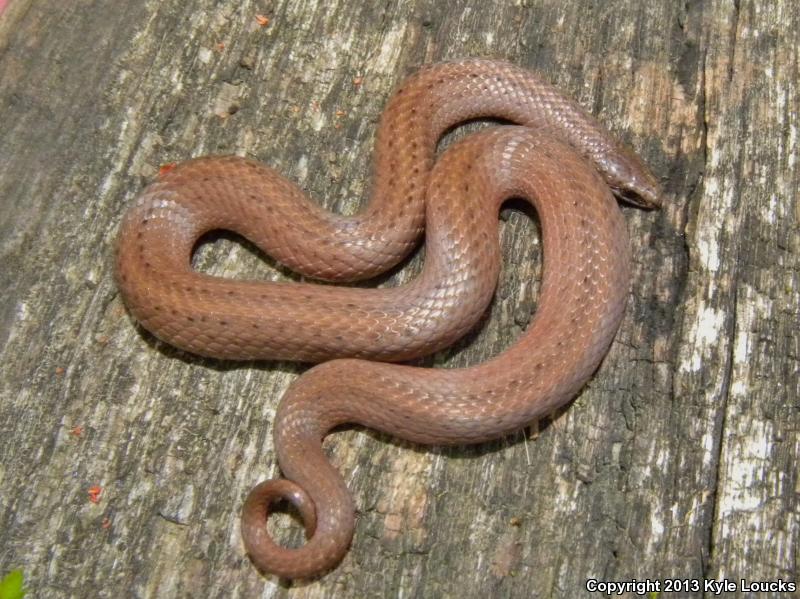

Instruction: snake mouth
[612,185,662,210]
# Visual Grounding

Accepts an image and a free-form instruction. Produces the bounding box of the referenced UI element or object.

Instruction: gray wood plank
[0,1,795,597]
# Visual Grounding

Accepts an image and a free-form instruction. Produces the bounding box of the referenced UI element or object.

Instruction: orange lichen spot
[159,162,177,177]
[88,486,103,504]
[335,109,346,117]
[255,14,270,27]
[102,517,112,529]
[215,41,226,51]
[353,76,363,86]
[69,425,83,437]
[55,366,65,375]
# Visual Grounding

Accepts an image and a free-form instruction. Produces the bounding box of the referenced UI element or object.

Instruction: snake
[114,58,660,579]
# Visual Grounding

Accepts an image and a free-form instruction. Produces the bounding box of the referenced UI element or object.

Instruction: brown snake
[115,59,660,579]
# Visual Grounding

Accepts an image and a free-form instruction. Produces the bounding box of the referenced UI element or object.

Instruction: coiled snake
[115,58,660,578]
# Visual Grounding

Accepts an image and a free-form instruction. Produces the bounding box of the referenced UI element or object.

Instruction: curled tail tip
[241,478,349,580]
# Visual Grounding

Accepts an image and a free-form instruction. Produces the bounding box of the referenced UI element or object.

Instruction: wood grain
[0,1,796,597]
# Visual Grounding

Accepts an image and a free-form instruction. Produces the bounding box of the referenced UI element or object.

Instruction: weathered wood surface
[0,1,797,597]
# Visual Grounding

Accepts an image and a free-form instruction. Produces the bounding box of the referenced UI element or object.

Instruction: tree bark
[0,1,796,597]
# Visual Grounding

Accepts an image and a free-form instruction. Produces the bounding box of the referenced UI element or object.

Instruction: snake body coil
[115,59,660,579]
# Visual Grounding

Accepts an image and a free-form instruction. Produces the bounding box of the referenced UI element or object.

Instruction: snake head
[603,146,662,210]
